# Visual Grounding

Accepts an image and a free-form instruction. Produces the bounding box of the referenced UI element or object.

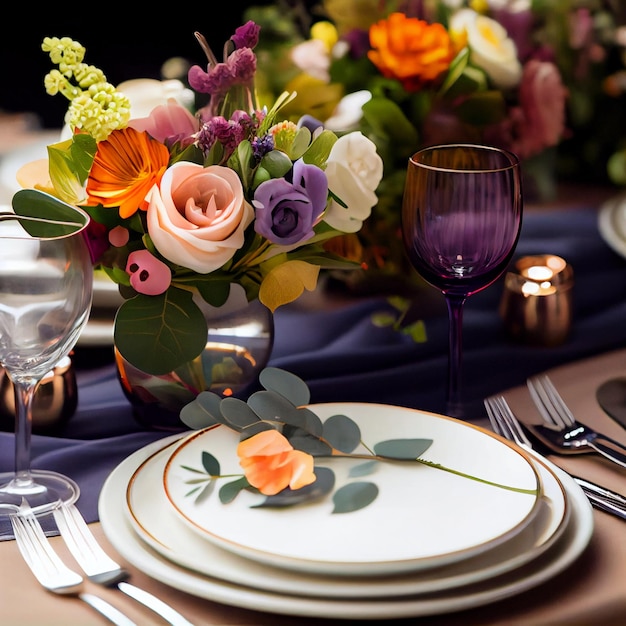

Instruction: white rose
[450,9,522,90]
[324,90,372,132]
[323,132,383,233]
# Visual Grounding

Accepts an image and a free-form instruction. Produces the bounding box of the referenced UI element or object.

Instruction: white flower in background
[450,8,523,90]
[116,78,194,117]
[324,90,372,131]
[290,39,331,82]
[323,131,383,233]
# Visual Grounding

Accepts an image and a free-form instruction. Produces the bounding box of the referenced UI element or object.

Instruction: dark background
[0,2,286,128]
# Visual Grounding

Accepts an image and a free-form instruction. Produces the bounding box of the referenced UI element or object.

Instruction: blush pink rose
[146,162,254,274]
[517,60,568,153]
[484,60,568,160]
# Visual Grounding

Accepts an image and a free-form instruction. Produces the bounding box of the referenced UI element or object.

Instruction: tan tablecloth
[1,349,626,626]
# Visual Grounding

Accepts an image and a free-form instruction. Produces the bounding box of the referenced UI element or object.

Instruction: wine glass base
[0,470,79,518]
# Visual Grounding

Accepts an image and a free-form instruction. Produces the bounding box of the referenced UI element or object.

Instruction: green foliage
[12,189,89,236]
[180,367,538,515]
[114,288,208,375]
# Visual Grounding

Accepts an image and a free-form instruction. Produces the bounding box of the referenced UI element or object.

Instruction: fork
[53,502,195,626]
[484,395,626,519]
[10,502,137,626]
[526,374,626,469]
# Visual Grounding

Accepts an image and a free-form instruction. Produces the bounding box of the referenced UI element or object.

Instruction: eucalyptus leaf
[322,414,362,453]
[348,460,378,477]
[253,467,335,508]
[219,477,250,504]
[219,397,261,429]
[201,450,220,476]
[193,481,215,504]
[259,367,310,407]
[287,429,333,456]
[180,392,225,430]
[247,390,304,426]
[332,482,379,514]
[114,288,208,375]
[373,438,433,460]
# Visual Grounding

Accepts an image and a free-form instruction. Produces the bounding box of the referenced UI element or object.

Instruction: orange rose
[367,12,455,92]
[237,430,316,496]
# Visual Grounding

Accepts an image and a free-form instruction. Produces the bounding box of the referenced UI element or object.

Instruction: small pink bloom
[109,225,130,247]
[126,249,172,295]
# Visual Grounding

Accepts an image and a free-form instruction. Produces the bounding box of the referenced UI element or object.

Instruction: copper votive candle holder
[500,255,574,347]
[0,355,77,433]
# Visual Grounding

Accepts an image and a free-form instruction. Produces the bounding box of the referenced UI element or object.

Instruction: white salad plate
[125,433,569,598]
[598,191,626,259]
[162,403,542,577]
[98,434,593,620]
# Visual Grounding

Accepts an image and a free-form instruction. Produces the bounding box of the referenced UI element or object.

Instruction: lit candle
[500,255,574,346]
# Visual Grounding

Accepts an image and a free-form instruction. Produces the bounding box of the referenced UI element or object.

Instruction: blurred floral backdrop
[230,0,625,292]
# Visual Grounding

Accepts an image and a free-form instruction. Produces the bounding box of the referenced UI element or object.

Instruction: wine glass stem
[13,379,37,486]
[445,295,466,418]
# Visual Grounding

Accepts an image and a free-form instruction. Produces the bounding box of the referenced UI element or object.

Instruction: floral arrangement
[179,367,535,513]
[249,0,569,284]
[14,21,384,377]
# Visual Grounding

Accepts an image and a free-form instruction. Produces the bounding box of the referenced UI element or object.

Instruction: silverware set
[10,499,194,625]
[485,374,626,520]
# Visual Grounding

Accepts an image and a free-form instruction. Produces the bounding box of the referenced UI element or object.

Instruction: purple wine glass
[402,144,523,419]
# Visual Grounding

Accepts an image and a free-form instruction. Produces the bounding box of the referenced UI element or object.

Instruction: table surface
[0,124,625,624]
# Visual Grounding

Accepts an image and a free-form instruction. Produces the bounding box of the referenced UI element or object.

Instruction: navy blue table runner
[0,206,624,534]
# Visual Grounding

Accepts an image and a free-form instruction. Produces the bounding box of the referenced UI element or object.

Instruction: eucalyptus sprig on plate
[179,368,538,514]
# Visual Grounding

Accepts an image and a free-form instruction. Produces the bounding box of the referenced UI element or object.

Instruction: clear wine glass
[402,144,523,419]
[0,207,93,517]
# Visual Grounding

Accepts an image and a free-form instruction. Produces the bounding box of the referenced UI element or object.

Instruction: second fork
[526,374,626,469]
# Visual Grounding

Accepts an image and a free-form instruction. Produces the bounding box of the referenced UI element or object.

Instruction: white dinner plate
[126,434,569,598]
[98,435,593,620]
[162,403,541,577]
[0,134,57,205]
[598,192,626,259]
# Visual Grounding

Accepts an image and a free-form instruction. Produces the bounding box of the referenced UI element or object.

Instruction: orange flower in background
[368,12,455,92]
[237,430,316,495]
[86,127,170,218]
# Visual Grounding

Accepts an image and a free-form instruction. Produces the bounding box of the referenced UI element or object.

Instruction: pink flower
[126,249,172,295]
[188,48,257,98]
[484,61,568,160]
[232,20,260,50]
[129,100,198,147]
[146,161,254,273]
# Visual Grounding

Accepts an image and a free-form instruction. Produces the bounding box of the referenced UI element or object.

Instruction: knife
[571,474,626,508]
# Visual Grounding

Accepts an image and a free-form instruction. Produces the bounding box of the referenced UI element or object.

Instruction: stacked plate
[98,403,594,620]
[599,191,626,260]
